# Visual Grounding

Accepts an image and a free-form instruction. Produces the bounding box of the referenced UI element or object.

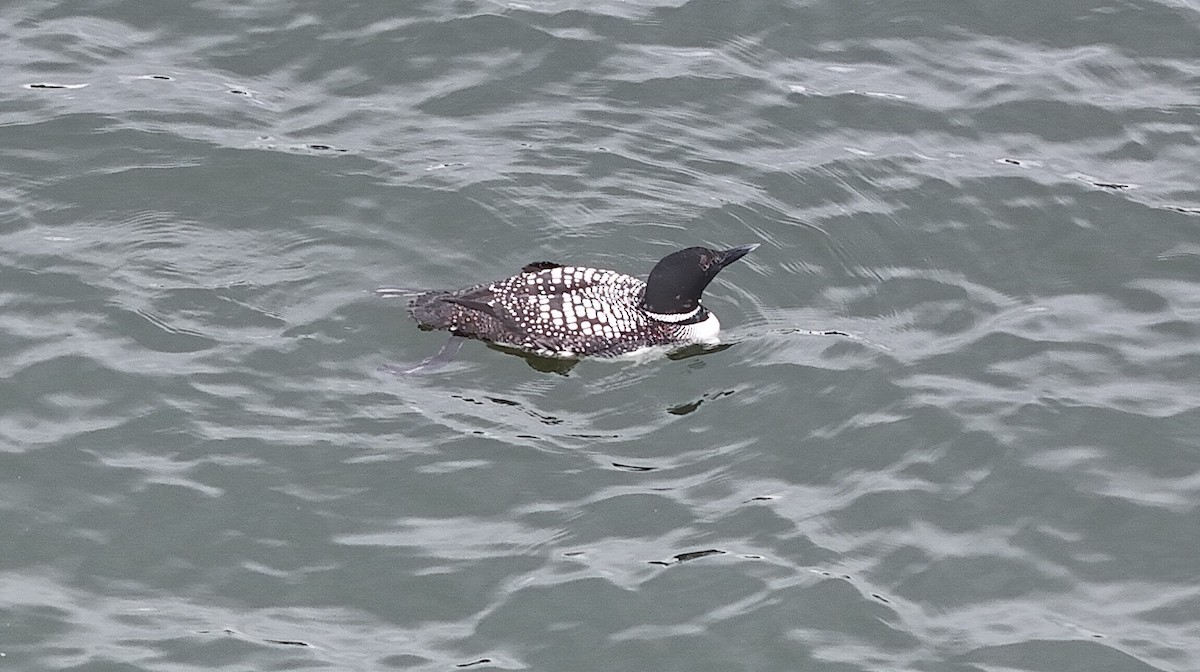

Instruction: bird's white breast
[681,312,721,344]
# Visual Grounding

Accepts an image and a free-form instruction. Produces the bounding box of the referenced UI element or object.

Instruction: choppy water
[2,1,1199,670]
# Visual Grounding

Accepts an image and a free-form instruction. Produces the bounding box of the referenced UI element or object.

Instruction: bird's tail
[405,290,462,329]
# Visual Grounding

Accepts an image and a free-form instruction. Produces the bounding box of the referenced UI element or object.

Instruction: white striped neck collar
[643,305,702,323]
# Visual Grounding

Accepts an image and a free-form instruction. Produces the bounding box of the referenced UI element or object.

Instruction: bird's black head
[640,244,759,317]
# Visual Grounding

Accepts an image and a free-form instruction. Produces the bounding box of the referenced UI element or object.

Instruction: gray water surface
[1,1,1198,670]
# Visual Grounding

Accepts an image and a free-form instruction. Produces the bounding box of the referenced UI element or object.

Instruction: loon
[406,243,760,359]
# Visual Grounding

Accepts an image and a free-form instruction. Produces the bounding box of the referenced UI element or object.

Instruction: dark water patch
[263,638,309,647]
[649,549,726,566]
[666,399,702,415]
[452,394,563,425]
[24,82,87,90]
[611,462,657,472]
[199,629,310,648]
[666,388,734,416]
[304,143,348,153]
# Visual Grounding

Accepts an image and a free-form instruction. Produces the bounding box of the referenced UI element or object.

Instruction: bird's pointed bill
[715,243,760,267]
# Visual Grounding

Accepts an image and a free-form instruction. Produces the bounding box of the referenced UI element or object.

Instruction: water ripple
[1,0,1198,670]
